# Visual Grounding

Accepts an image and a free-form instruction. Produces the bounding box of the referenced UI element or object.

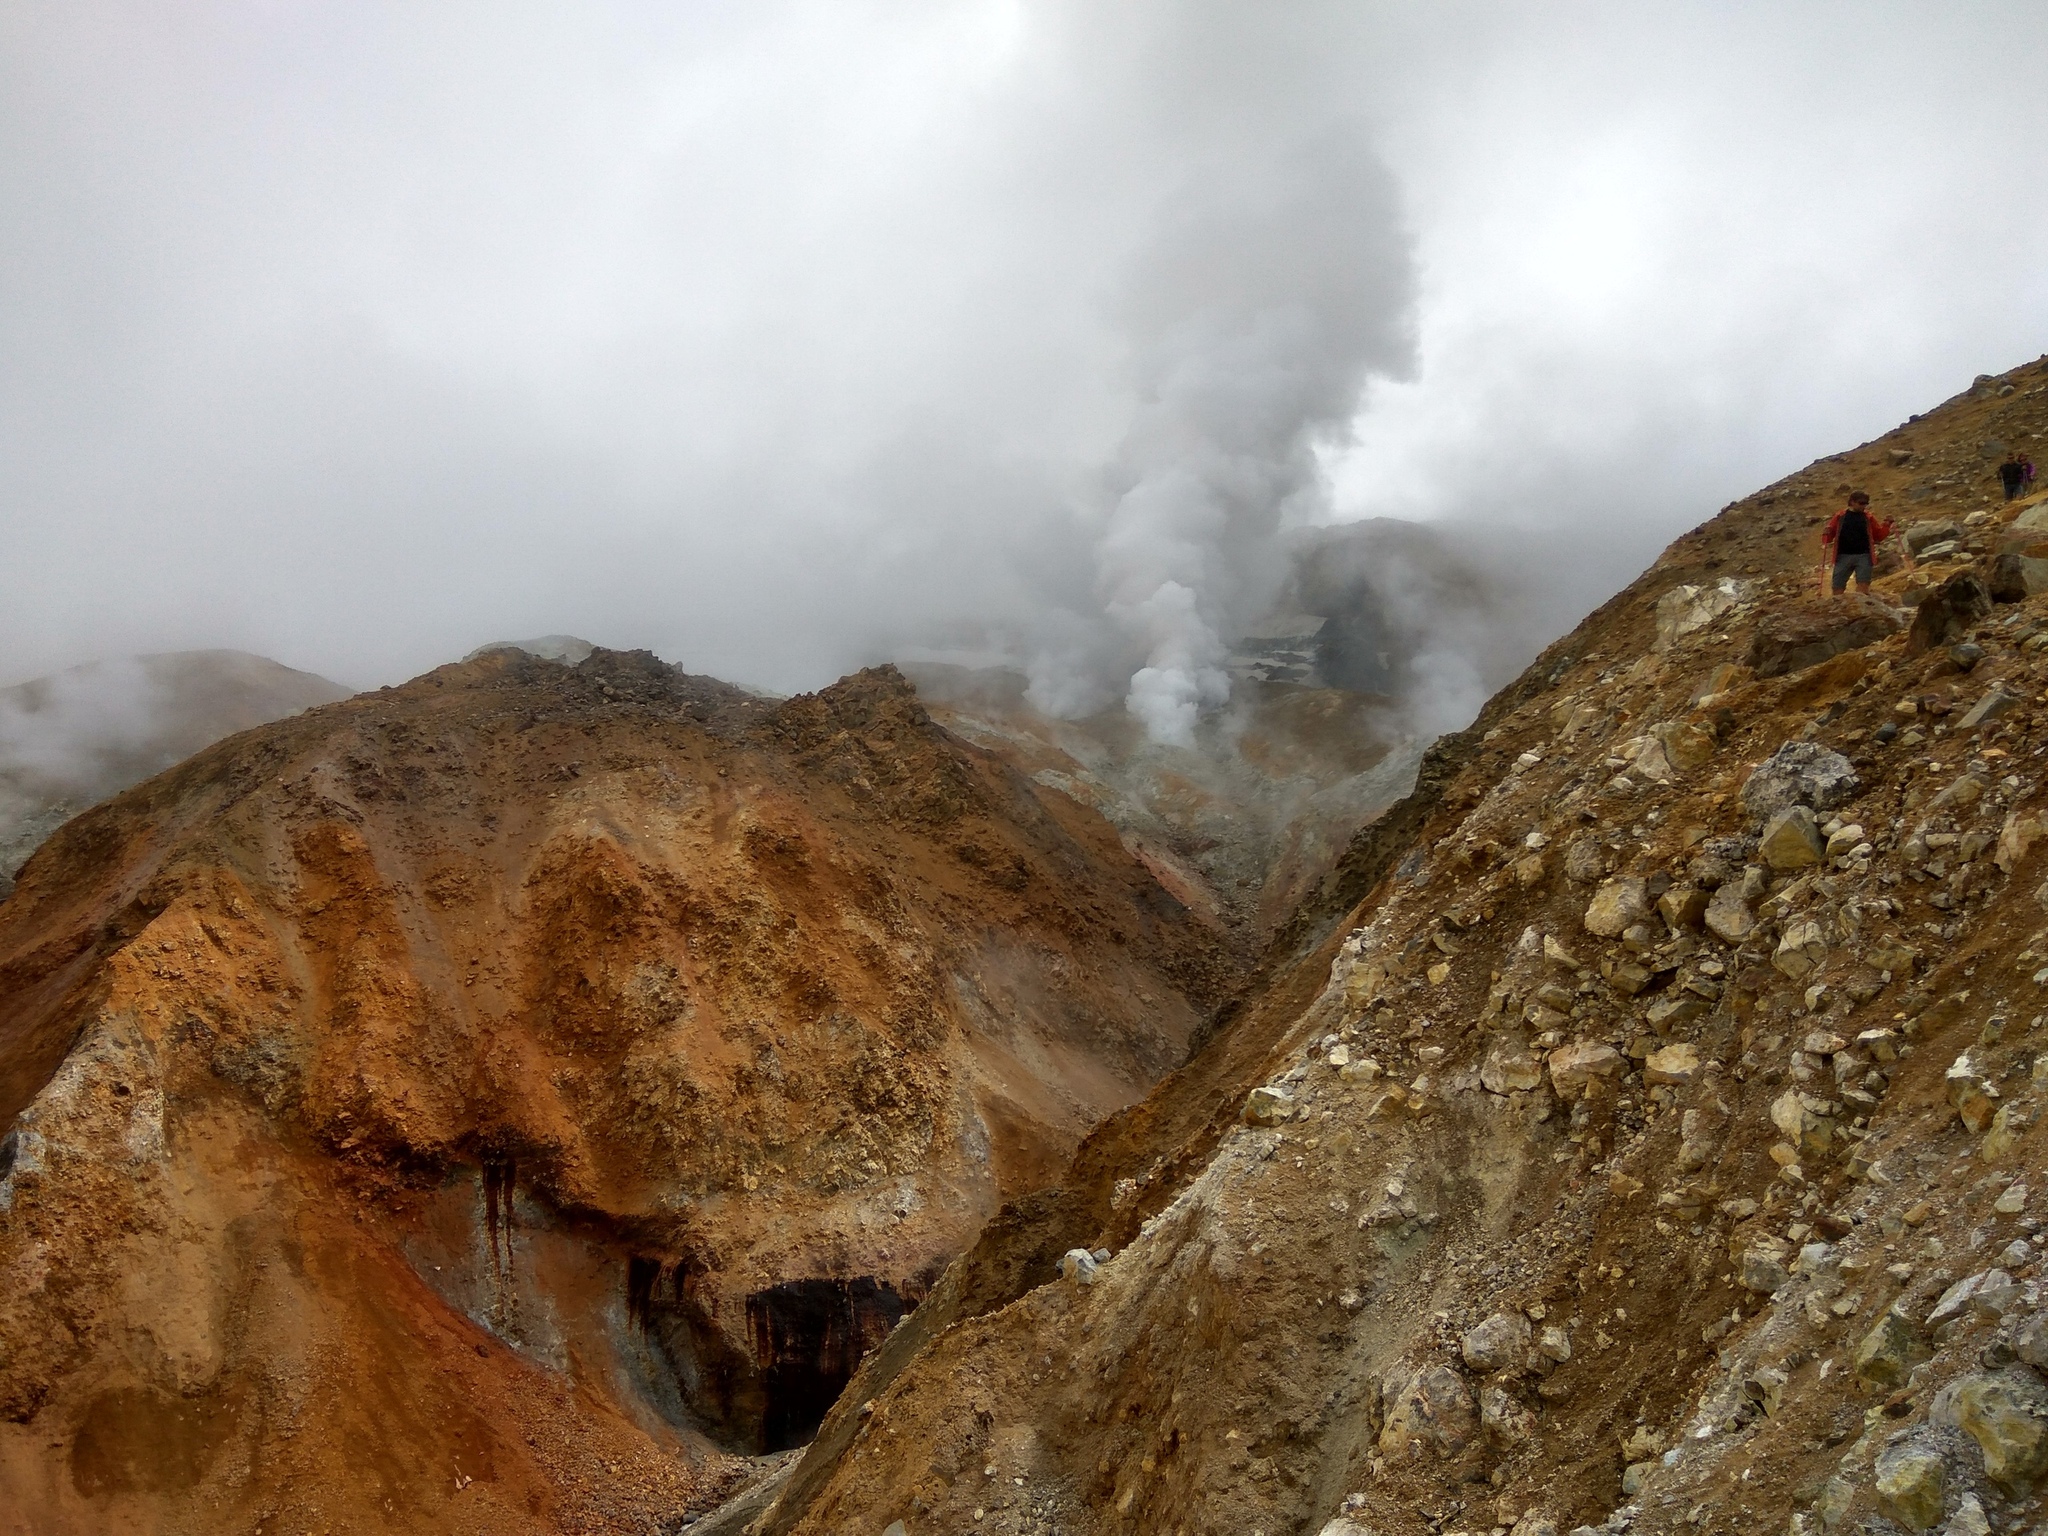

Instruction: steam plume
[1033,134,1415,744]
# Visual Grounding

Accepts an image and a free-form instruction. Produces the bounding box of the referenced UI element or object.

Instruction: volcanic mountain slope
[740,361,2048,1536]
[911,663,1421,941]
[0,648,1233,1534]
[0,649,352,895]
[909,516,1525,944]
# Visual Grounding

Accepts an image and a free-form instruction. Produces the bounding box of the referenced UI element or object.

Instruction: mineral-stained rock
[1057,1248,1101,1286]
[1945,1492,1992,1536]
[1705,881,1758,943]
[1537,1325,1572,1363]
[1584,876,1649,938]
[1462,1310,1534,1373]
[1760,807,1827,871]
[1644,1043,1701,1085]
[1853,1307,1930,1387]
[1995,811,2046,873]
[1773,917,1829,979]
[1984,1102,2036,1161]
[1746,593,1906,679]
[1565,834,1608,883]
[1740,1249,1790,1294]
[1742,742,1861,821]
[1633,720,1717,780]
[1906,570,1995,655]
[1379,1364,1477,1455]
[1945,1054,2000,1134]
[1955,1369,2048,1489]
[1657,885,1710,930]
[1873,1439,1948,1531]
[1926,1269,2017,1326]
[1481,1384,1536,1443]
[1772,1089,1833,1159]
[1548,1042,1623,1097]
[1482,1047,1545,1095]
[1655,577,1754,648]
[1243,1085,1295,1126]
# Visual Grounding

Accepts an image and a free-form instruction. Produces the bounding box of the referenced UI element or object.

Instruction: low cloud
[2,3,2045,742]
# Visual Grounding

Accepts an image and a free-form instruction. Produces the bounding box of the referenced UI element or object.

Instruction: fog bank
[4,2,2046,733]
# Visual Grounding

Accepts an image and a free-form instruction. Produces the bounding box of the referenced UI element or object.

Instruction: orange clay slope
[0,648,1234,1535]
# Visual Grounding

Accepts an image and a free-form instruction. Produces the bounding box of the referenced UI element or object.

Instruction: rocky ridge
[0,649,1232,1533]
[738,359,2048,1536]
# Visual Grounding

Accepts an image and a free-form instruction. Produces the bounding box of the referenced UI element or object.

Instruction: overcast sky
[4,2,2046,714]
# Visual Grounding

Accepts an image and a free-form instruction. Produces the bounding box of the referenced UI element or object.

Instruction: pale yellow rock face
[1644,1042,1700,1085]
[1873,1441,1946,1531]
[1852,1309,1927,1388]
[1582,875,1648,937]
[1547,1040,1622,1096]
[1759,806,1825,870]
[1957,1372,2048,1489]
[1704,881,1757,942]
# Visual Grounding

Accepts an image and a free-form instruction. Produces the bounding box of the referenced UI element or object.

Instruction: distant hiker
[2001,453,2029,501]
[1821,491,1903,596]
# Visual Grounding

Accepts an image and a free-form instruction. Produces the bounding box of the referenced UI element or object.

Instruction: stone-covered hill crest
[733,361,2048,1536]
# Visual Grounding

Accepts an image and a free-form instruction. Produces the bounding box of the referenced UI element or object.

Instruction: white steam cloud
[1032,134,1414,743]
[2,2,2047,734]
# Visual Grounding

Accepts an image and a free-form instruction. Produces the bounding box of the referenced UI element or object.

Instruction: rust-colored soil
[750,363,2048,1536]
[0,651,1233,1533]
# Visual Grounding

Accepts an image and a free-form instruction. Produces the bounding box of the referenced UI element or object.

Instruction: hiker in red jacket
[1821,491,1907,596]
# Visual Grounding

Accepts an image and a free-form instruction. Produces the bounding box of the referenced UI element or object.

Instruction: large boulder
[1745,593,1906,679]
[1987,550,2031,603]
[1759,807,1827,871]
[1481,1046,1545,1094]
[1740,742,1860,821]
[1655,577,1755,649]
[1705,881,1758,944]
[1955,1370,2048,1490]
[1906,570,1994,655]
[1853,1307,1929,1387]
[1548,1042,1622,1097]
[1873,1439,1948,1531]
[1644,1042,1701,1085]
[1461,1311,1534,1373]
[1629,721,1718,780]
[1242,1085,1294,1126]
[1904,518,1964,553]
[1378,1364,1476,1455]
[1583,876,1650,938]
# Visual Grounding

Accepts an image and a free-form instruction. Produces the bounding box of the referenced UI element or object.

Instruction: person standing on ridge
[2000,452,2028,501]
[1820,490,1905,596]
